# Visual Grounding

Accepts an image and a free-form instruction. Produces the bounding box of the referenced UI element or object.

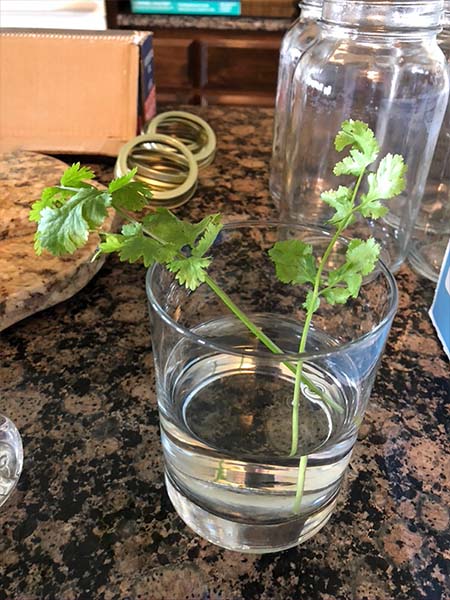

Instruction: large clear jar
[409,4,450,282]
[282,0,449,272]
[270,0,322,203]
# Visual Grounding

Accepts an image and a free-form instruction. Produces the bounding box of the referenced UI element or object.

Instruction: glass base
[165,472,338,553]
[408,244,441,283]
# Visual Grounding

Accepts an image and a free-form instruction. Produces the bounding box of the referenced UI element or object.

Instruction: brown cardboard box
[0,29,156,156]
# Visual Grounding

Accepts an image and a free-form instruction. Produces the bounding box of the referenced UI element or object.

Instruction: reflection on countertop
[0,106,449,600]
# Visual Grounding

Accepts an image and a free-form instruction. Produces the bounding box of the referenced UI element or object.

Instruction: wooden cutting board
[0,151,116,332]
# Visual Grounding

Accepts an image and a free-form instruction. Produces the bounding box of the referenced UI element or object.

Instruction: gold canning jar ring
[115,133,198,208]
[145,111,216,169]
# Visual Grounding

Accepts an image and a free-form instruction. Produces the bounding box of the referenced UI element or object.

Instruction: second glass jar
[281,0,449,272]
[409,2,450,282]
[270,0,323,204]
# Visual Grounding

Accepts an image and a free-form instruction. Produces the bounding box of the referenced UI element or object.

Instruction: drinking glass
[146,222,397,553]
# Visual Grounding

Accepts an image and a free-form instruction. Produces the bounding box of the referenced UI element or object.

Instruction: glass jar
[0,414,23,508]
[409,4,450,282]
[270,0,323,203]
[282,0,449,272]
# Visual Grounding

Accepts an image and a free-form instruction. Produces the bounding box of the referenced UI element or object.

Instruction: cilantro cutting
[268,119,406,511]
[30,120,406,514]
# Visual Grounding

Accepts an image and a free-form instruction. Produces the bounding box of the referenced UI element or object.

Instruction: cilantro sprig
[269,119,406,512]
[30,164,222,291]
[30,120,406,516]
[31,165,153,255]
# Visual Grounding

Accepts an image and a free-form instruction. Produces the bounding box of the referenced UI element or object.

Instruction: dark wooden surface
[106,0,289,106]
[152,30,282,106]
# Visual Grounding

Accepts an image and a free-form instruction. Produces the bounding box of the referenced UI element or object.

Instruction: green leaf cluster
[100,209,222,290]
[30,164,152,256]
[334,119,380,177]
[31,163,222,291]
[321,238,380,305]
[271,119,407,317]
[321,120,407,230]
[359,153,407,219]
[268,240,316,286]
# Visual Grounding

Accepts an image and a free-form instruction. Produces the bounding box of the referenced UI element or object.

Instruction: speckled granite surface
[117,14,292,32]
[0,152,117,332]
[0,107,449,600]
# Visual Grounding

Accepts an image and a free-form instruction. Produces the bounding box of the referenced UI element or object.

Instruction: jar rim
[322,0,444,31]
[299,0,323,8]
[146,220,399,362]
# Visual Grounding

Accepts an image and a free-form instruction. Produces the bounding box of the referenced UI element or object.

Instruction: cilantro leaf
[98,233,124,254]
[303,290,320,312]
[82,190,111,229]
[99,221,177,267]
[359,154,407,219]
[191,214,222,257]
[334,149,373,177]
[142,210,222,255]
[268,240,317,285]
[110,180,153,212]
[35,187,111,255]
[29,186,72,222]
[322,287,352,305]
[142,209,185,246]
[346,238,380,276]
[118,234,175,267]
[143,210,207,248]
[121,222,142,237]
[333,120,379,176]
[167,256,211,291]
[108,169,137,193]
[343,272,363,297]
[60,163,95,187]
[323,239,380,303]
[334,120,379,159]
[320,186,355,227]
[35,200,87,256]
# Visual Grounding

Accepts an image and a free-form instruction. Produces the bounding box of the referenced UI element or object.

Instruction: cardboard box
[0,29,156,156]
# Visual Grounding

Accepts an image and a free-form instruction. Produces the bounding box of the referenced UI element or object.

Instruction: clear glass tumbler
[409,3,450,282]
[0,415,23,508]
[282,0,449,272]
[147,222,398,553]
[270,0,323,204]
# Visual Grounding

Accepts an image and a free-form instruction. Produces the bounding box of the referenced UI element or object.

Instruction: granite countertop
[117,13,292,32]
[1,107,449,600]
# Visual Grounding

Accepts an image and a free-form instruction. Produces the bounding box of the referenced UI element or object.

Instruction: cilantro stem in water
[270,120,406,512]
[288,168,367,512]
[289,169,366,458]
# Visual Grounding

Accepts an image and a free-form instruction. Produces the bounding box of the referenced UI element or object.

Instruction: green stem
[204,275,285,354]
[289,167,367,512]
[293,456,308,513]
[58,185,84,193]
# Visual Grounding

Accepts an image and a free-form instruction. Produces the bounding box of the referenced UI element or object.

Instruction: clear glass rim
[322,0,444,30]
[300,0,323,8]
[146,220,399,362]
